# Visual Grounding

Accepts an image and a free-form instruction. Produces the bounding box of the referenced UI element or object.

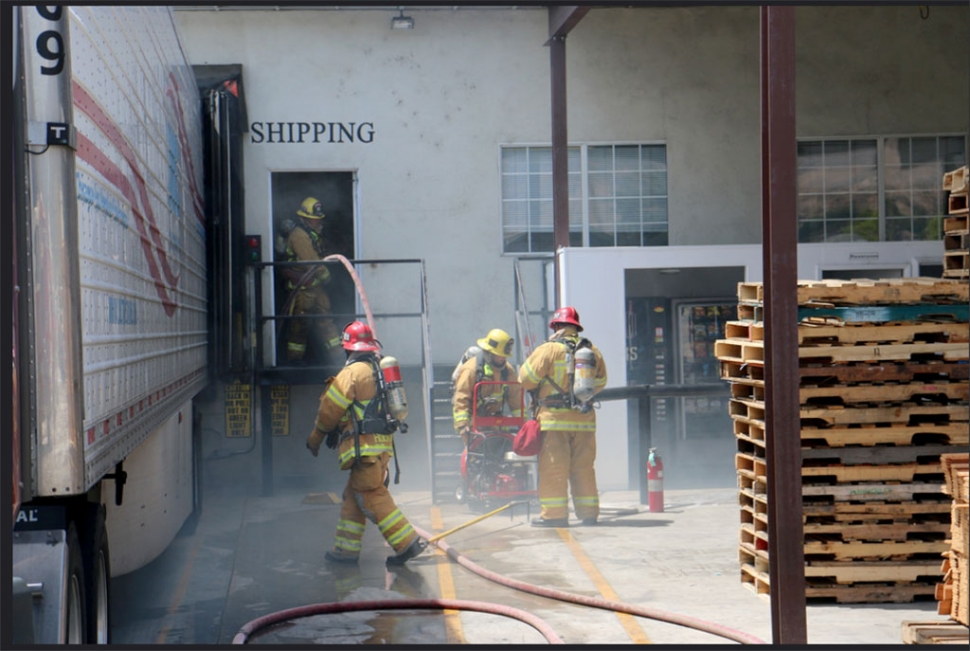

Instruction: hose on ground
[231,598,563,644]
[413,523,766,645]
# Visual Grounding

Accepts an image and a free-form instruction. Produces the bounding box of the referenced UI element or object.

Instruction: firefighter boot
[385,538,427,566]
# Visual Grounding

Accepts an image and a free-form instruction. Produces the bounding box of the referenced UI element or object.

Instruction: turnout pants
[536,430,600,521]
[286,287,341,361]
[332,452,418,557]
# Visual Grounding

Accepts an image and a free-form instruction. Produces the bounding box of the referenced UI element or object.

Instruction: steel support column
[550,33,568,305]
[760,6,807,644]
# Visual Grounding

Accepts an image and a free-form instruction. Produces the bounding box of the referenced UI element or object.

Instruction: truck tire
[65,523,88,644]
[81,504,111,644]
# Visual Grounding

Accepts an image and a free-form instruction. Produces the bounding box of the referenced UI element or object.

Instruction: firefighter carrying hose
[281,197,342,366]
[306,321,427,566]
[452,328,523,447]
[518,307,608,527]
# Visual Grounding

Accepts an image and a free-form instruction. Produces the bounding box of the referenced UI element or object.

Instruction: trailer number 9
[35,6,65,76]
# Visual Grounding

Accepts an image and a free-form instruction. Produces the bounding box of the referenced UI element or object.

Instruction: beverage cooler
[626,297,736,441]
[626,298,674,439]
[672,299,737,439]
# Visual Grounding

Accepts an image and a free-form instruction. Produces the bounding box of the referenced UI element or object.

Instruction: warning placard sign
[271,384,290,436]
[225,381,251,438]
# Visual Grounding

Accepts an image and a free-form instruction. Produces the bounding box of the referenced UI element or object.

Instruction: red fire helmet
[549,306,583,332]
[341,321,381,352]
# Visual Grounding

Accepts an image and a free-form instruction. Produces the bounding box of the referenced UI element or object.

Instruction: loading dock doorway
[270,171,357,366]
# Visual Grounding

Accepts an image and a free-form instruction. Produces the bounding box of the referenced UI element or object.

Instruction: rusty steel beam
[760,6,807,645]
[547,7,589,304]
[547,5,591,43]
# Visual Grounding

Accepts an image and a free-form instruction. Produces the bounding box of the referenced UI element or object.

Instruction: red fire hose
[412,524,766,645]
[232,598,563,644]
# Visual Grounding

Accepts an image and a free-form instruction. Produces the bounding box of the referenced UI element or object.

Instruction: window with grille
[501,144,668,253]
[797,135,966,242]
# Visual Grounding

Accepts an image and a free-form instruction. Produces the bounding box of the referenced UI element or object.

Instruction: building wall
[176,6,968,490]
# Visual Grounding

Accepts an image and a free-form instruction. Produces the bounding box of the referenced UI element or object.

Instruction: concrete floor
[110,482,951,646]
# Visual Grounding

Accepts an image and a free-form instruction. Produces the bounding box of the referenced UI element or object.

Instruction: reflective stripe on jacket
[313,357,394,469]
[518,332,607,432]
[452,357,522,431]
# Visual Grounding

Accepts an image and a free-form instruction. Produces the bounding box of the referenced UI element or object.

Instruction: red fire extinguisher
[647,448,664,513]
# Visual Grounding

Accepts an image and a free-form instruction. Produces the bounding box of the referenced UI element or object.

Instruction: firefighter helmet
[549,306,583,331]
[297,197,325,219]
[477,328,514,358]
[342,321,381,352]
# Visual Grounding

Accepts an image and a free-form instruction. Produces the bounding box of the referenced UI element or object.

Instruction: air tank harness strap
[538,375,572,408]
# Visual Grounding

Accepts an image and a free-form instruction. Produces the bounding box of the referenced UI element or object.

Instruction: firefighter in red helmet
[518,306,607,527]
[280,197,342,366]
[306,321,426,566]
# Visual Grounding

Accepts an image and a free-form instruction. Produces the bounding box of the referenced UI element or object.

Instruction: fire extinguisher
[647,448,664,513]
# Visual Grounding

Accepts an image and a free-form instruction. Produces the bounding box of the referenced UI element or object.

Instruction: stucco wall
[175,6,967,490]
[175,5,967,363]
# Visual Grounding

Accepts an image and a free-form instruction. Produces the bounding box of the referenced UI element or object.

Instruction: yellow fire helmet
[477,328,513,358]
[297,197,325,219]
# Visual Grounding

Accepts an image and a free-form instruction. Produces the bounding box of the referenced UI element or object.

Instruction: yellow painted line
[156,526,201,644]
[557,528,652,644]
[430,505,466,644]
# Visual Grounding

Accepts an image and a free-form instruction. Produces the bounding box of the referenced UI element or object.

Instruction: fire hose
[277,254,377,338]
[232,507,765,644]
[231,598,563,644]
[411,522,766,645]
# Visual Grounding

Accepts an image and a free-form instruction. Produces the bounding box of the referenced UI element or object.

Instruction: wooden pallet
[802,500,953,522]
[800,403,969,426]
[800,381,969,405]
[942,453,970,501]
[801,482,947,502]
[798,322,970,346]
[803,520,950,542]
[943,166,969,193]
[801,443,958,466]
[805,560,942,583]
[901,620,970,645]
[800,361,970,385]
[737,278,970,306]
[948,192,968,215]
[798,341,969,363]
[800,422,969,448]
[801,462,943,484]
[806,580,937,603]
[945,214,969,233]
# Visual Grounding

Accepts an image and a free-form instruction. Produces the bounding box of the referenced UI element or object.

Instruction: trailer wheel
[82,504,111,644]
[65,523,87,644]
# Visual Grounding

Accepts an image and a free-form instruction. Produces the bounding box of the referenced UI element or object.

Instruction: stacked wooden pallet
[943,165,969,279]
[937,453,969,625]
[715,278,969,603]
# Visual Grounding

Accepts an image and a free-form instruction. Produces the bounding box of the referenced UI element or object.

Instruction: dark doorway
[271,171,356,365]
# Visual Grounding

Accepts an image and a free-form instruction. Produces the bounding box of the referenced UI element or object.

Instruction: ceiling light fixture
[391,9,414,30]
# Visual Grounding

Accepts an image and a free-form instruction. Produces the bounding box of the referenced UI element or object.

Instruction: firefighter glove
[306,428,326,457]
[325,430,340,450]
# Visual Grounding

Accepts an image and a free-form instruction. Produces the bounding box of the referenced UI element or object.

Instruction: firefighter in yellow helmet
[281,197,342,365]
[306,321,427,566]
[518,307,607,527]
[452,328,523,447]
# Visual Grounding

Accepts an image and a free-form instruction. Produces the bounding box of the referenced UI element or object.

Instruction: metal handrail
[595,383,731,504]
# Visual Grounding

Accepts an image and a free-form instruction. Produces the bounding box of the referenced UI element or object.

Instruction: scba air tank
[380,356,409,421]
[573,347,596,403]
